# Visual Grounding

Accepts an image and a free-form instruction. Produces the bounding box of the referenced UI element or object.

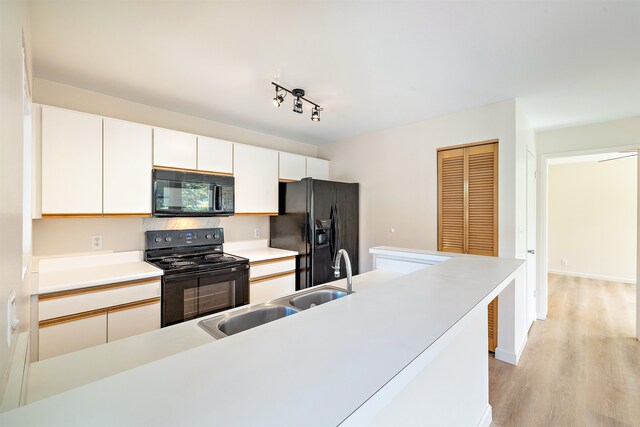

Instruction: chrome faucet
[332,249,353,295]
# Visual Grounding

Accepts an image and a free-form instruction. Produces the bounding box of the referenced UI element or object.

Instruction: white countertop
[3,251,523,426]
[227,246,298,263]
[24,270,401,404]
[33,251,163,295]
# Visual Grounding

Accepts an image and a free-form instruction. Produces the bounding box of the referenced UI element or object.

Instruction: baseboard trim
[495,334,528,366]
[477,404,492,427]
[548,270,636,284]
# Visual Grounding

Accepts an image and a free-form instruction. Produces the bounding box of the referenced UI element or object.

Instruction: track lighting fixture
[311,106,321,122]
[271,82,323,122]
[272,86,286,107]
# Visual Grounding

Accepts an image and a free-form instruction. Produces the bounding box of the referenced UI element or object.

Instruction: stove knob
[154,236,162,243]
[213,233,220,239]
[165,236,172,243]
[205,233,213,239]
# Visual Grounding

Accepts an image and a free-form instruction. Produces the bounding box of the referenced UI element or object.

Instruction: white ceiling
[29,1,640,144]
[548,151,637,165]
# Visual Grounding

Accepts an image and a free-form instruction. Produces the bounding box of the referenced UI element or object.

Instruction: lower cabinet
[37,278,161,361]
[39,312,107,360]
[107,300,161,342]
[249,256,296,304]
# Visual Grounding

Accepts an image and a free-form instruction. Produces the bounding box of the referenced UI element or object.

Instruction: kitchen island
[2,248,524,426]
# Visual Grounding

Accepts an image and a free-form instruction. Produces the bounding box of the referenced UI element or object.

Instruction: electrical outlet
[92,235,103,250]
[561,259,568,267]
[254,227,261,238]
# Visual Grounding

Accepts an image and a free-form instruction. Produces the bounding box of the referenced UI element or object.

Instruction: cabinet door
[437,148,465,254]
[103,119,152,214]
[250,274,296,304]
[39,312,107,360]
[234,144,279,214]
[279,152,306,181]
[153,128,197,170]
[107,300,160,342]
[41,107,103,215]
[467,143,498,256]
[197,136,233,174]
[306,157,330,180]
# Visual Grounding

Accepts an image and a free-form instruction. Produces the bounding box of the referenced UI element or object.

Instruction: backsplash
[32,215,269,256]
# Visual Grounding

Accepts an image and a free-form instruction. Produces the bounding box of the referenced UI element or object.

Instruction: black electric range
[145,228,249,327]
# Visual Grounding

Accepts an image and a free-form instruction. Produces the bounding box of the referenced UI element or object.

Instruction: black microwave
[152,169,234,217]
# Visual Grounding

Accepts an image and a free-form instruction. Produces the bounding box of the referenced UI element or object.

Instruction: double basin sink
[198,286,349,339]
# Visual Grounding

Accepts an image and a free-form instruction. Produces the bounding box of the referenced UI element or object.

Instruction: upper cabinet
[279,152,306,181]
[153,128,197,170]
[234,144,278,214]
[306,157,330,180]
[103,119,153,214]
[41,107,103,215]
[197,136,233,175]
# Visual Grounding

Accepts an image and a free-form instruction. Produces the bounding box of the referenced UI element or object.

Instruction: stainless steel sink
[289,289,348,310]
[199,305,299,339]
[198,285,351,339]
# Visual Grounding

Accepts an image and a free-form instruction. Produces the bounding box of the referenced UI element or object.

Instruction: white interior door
[527,151,537,329]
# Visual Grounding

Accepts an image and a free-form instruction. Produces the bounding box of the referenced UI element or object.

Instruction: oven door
[161,265,249,327]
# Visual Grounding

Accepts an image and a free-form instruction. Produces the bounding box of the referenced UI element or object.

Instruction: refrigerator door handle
[330,205,337,260]
[334,203,341,253]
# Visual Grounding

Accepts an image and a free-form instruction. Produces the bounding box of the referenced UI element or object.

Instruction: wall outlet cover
[92,235,103,250]
[561,259,568,267]
[254,227,261,238]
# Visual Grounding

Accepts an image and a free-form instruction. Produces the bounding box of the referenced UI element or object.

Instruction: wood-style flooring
[489,274,640,427]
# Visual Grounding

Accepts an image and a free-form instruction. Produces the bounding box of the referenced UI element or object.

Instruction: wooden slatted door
[437,141,499,352]
[438,148,465,254]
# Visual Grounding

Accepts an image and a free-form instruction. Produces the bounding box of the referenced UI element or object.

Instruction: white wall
[319,99,520,272]
[548,158,637,283]
[32,216,269,256]
[30,79,318,256]
[0,0,31,404]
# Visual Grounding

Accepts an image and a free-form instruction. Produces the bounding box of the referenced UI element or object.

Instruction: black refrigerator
[270,178,359,290]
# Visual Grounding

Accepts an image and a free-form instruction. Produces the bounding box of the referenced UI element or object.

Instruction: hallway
[489,274,640,426]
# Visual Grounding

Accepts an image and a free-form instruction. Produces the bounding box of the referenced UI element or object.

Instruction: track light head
[311,106,321,122]
[273,94,285,107]
[293,97,303,114]
[273,86,285,107]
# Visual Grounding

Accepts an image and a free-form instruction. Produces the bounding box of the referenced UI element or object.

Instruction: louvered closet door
[437,148,465,254]
[438,141,499,352]
[467,144,498,256]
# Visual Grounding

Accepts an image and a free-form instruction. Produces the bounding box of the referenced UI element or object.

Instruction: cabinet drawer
[250,257,296,279]
[107,300,161,342]
[250,273,296,304]
[39,279,161,321]
[39,312,107,360]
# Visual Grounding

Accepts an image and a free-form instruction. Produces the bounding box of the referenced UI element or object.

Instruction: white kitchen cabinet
[37,277,161,360]
[153,127,197,170]
[234,144,279,214]
[306,157,330,180]
[249,256,296,304]
[41,107,103,215]
[250,274,296,305]
[107,301,161,342]
[103,119,152,214]
[279,152,306,181]
[197,136,233,174]
[39,313,107,360]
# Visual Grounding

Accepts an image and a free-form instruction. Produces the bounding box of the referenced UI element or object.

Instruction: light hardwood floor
[489,274,640,427]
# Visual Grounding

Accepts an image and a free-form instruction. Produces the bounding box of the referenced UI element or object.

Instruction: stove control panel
[145,228,225,249]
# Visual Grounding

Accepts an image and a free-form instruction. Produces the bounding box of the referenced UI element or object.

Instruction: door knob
[527,249,535,255]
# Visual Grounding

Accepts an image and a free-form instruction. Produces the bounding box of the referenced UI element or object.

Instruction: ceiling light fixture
[271,82,323,122]
[272,85,286,107]
[311,106,321,122]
